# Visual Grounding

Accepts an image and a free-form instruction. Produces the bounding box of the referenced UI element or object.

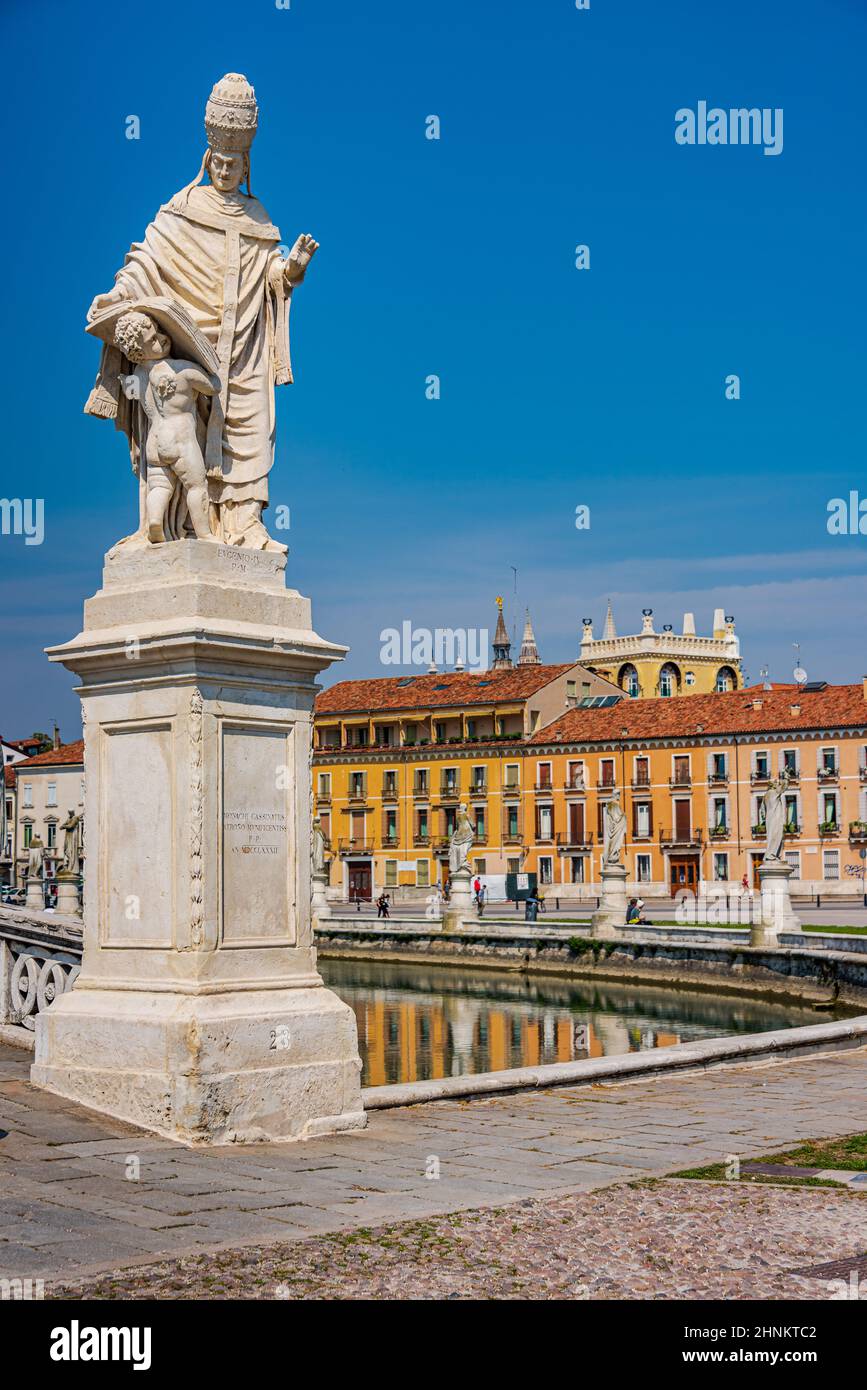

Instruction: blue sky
[1,0,866,737]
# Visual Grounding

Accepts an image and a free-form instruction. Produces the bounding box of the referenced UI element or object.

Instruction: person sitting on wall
[626,897,648,925]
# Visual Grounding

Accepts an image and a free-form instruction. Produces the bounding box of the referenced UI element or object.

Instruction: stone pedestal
[54,874,81,917]
[25,876,44,912]
[443,867,474,932]
[751,860,800,947]
[32,540,366,1146]
[311,870,332,923]
[591,864,628,938]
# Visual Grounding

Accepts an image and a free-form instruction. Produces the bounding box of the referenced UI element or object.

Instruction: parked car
[0,885,25,905]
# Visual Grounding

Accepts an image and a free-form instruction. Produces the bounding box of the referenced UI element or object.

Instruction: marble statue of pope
[85,74,317,551]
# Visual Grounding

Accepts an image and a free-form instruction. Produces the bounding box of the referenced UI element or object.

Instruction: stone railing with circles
[0,910,83,1034]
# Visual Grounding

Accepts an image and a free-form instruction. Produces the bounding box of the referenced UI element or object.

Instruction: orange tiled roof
[316,664,579,715]
[532,683,867,746]
[4,765,16,789]
[10,740,85,769]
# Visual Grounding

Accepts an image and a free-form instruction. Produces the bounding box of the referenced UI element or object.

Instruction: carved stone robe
[85,183,292,523]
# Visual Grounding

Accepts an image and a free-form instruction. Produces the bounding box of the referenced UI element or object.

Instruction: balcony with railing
[533,781,555,794]
[381,780,399,801]
[596,777,617,791]
[669,774,692,790]
[750,768,771,786]
[708,824,730,840]
[659,826,703,848]
[412,831,431,847]
[346,782,368,805]
[631,773,651,790]
[817,765,839,784]
[849,820,867,844]
[412,779,430,798]
[707,770,728,787]
[438,783,460,803]
[469,779,488,796]
[818,820,841,838]
[338,837,375,855]
[315,787,332,804]
[555,831,594,853]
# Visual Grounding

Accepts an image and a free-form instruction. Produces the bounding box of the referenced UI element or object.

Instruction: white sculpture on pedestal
[754,771,799,944]
[25,836,45,910]
[592,793,629,939]
[32,74,365,1145]
[443,803,474,932]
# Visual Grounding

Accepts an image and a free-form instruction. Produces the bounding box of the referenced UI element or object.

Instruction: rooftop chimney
[682,612,695,636]
[713,607,726,639]
[53,723,61,750]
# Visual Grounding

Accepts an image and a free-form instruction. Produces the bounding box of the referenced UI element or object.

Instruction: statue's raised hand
[284,234,319,286]
[87,286,128,323]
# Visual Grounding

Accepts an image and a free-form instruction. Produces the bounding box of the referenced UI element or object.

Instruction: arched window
[658,662,680,698]
[619,663,640,698]
[715,666,737,693]
[661,664,680,700]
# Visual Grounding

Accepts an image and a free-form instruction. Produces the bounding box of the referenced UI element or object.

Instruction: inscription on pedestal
[221,725,295,946]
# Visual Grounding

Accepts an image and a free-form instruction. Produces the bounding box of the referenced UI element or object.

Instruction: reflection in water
[319,957,848,1088]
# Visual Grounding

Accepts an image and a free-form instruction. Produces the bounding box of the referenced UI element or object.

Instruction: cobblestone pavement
[2,1043,867,1292]
[51,1180,867,1300]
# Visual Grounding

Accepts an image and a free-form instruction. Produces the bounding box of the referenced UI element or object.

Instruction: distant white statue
[602,795,627,867]
[448,802,474,876]
[59,810,83,876]
[27,835,45,882]
[312,816,330,874]
[762,772,790,863]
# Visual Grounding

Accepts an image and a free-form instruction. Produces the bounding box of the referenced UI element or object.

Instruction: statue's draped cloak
[85,184,292,512]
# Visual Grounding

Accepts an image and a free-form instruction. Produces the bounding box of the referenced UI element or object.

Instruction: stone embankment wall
[314,924,867,1009]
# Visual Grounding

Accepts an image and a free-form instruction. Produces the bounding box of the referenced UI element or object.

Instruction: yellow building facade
[314,678,867,903]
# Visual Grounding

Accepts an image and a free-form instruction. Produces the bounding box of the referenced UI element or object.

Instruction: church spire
[490,596,513,670]
[517,608,541,665]
[603,599,617,640]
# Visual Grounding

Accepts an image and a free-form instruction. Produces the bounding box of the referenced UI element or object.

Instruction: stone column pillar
[751,860,800,947]
[311,870,332,922]
[443,867,474,931]
[25,874,44,912]
[591,864,628,938]
[54,875,81,917]
[32,541,366,1145]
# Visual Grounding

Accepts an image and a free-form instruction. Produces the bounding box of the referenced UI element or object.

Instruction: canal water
[319,957,847,1088]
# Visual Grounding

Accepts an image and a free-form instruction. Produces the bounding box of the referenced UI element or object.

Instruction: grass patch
[801,923,867,936]
[672,1131,867,1189]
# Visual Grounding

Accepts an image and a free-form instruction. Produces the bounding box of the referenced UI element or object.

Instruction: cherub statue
[115,310,220,544]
